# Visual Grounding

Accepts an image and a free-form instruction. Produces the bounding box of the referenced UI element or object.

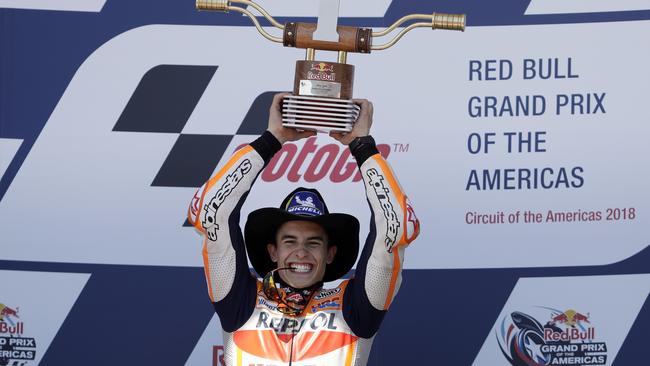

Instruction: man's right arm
[188,131,281,331]
[188,93,315,330]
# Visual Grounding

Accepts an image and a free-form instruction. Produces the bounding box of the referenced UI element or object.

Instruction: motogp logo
[237,138,391,183]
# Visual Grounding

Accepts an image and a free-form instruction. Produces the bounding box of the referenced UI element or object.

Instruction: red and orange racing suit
[188,132,420,366]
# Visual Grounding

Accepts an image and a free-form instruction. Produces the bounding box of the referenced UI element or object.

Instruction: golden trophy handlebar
[196,0,465,53]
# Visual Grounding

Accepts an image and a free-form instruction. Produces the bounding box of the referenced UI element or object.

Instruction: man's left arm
[331,101,421,338]
[354,143,420,308]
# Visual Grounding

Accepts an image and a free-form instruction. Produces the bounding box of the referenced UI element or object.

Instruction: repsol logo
[236,138,390,183]
[366,168,400,252]
[202,159,252,240]
[256,311,337,334]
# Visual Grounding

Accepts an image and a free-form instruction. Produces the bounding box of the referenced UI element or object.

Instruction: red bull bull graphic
[550,309,590,327]
[309,62,335,73]
[0,304,21,334]
[496,307,607,366]
[0,303,36,364]
[0,305,17,321]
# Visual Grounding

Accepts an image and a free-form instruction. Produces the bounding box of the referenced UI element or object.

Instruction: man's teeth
[290,264,313,273]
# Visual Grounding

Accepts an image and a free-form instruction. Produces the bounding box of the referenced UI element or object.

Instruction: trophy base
[282,95,360,133]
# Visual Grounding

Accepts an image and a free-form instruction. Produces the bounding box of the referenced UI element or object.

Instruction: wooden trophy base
[282,60,358,133]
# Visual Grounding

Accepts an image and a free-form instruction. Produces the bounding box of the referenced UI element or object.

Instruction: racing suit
[188,131,420,366]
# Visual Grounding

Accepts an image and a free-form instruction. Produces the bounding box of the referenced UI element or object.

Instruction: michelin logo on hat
[285,192,325,217]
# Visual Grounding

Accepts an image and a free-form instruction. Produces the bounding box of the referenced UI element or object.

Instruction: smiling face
[267,220,337,289]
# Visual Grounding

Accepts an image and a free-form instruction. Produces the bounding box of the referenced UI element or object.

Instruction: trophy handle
[372,13,465,50]
[196,0,466,52]
[196,0,284,43]
[373,12,465,37]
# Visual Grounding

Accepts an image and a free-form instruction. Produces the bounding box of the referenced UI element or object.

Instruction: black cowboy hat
[244,187,360,282]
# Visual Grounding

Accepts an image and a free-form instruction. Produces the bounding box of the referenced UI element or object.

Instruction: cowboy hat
[244,187,360,282]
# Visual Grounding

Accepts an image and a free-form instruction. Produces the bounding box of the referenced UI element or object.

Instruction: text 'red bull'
[0,321,24,335]
[544,327,595,341]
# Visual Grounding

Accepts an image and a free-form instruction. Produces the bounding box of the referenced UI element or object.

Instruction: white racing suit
[189,132,420,366]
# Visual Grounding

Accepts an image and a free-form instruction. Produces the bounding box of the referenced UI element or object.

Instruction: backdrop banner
[1,1,648,365]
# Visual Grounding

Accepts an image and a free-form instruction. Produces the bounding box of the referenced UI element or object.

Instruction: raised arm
[332,100,421,337]
[188,93,315,330]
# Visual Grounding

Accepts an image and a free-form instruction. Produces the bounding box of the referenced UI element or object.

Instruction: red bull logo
[310,62,335,73]
[498,309,606,366]
[236,138,391,183]
[550,309,590,327]
[545,308,595,342]
[307,62,336,81]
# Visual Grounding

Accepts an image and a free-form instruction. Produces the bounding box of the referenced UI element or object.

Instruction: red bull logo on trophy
[307,62,336,82]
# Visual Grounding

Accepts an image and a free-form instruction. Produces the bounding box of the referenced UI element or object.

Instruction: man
[188,93,420,365]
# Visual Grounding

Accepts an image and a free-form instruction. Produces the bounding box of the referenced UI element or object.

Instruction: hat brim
[244,208,360,282]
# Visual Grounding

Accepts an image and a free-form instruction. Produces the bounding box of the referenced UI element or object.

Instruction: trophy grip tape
[432,13,466,31]
[196,0,229,12]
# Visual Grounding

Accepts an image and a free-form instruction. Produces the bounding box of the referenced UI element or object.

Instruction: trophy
[196,0,465,132]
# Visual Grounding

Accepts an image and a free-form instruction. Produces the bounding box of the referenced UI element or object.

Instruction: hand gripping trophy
[196,0,465,132]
